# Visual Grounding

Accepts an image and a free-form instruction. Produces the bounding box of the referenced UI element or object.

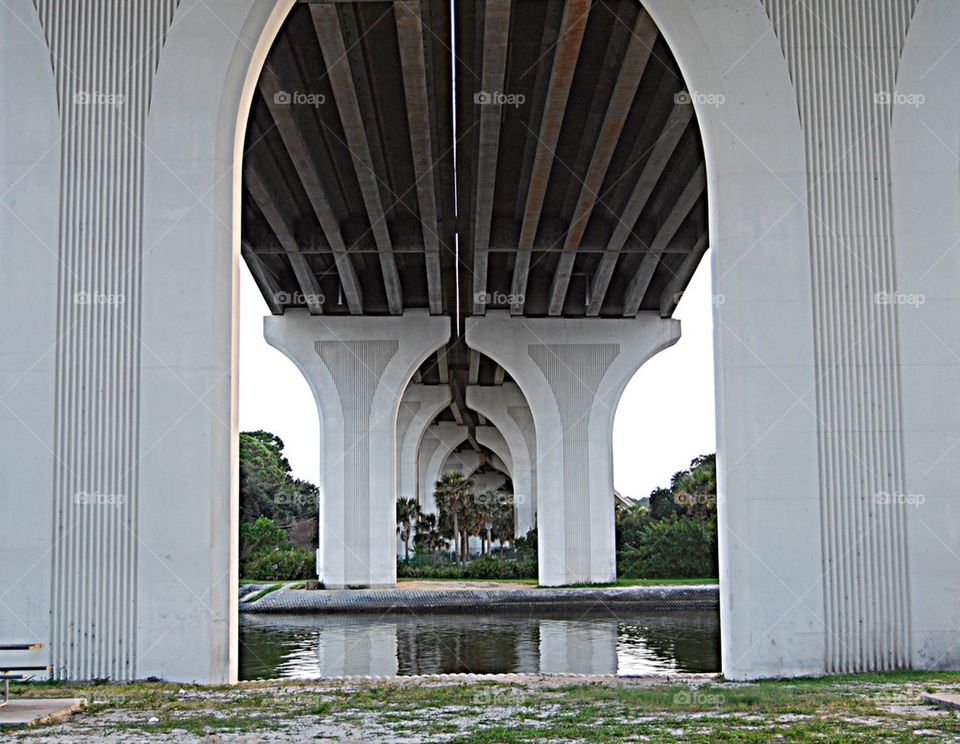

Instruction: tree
[490,491,515,548]
[396,497,418,560]
[239,430,317,525]
[672,454,717,521]
[412,512,443,555]
[433,471,474,564]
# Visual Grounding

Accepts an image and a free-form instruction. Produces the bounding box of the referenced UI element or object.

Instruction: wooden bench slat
[0,665,51,672]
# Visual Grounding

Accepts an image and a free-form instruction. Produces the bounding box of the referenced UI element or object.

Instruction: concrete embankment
[240,583,719,614]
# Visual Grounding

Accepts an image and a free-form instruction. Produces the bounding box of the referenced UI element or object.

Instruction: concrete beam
[395,0,443,314]
[264,310,450,587]
[241,241,283,315]
[587,92,693,316]
[623,163,706,316]
[471,0,512,315]
[257,38,364,314]
[510,0,590,315]
[547,10,659,315]
[467,312,680,584]
[311,3,403,314]
[244,147,325,314]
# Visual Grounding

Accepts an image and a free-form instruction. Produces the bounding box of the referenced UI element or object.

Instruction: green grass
[553,577,718,588]
[9,671,960,741]
[244,582,284,602]
[394,577,716,588]
[397,577,539,585]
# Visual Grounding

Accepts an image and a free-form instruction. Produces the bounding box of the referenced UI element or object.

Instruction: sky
[238,255,716,500]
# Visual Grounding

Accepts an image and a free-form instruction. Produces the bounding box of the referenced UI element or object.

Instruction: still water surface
[240,610,719,679]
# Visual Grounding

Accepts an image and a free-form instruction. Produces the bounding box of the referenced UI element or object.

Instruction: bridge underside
[1,0,958,686]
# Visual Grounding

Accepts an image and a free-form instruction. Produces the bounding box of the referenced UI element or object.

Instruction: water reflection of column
[316,620,399,677]
[538,619,618,675]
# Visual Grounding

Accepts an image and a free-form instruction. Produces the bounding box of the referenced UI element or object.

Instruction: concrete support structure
[441,449,483,480]
[264,311,449,588]
[475,426,513,476]
[396,384,452,505]
[2,0,960,684]
[467,384,538,535]
[467,313,680,586]
[418,422,468,514]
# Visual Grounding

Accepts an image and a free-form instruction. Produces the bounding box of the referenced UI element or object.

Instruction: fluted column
[264,310,449,588]
[467,312,680,585]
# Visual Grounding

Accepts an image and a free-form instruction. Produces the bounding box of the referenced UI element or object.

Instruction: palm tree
[491,491,515,549]
[433,470,474,564]
[413,512,443,555]
[396,496,418,560]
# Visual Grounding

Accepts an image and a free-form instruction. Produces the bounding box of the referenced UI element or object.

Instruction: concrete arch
[474,426,513,476]
[397,385,453,504]
[467,384,538,535]
[8,0,941,685]
[890,0,960,670]
[419,422,468,514]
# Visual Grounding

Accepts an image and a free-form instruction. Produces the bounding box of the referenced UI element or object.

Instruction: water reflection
[240,610,719,680]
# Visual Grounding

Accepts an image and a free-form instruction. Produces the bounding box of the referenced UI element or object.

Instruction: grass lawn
[394,578,718,588]
[7,671,959,741]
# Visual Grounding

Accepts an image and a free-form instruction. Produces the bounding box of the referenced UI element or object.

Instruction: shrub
[241,546,314,581]
[240,516,314,580]
[398,554,537,580]
[617,516,717,579]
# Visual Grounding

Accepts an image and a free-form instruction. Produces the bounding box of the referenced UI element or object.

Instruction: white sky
[238,255,716,500]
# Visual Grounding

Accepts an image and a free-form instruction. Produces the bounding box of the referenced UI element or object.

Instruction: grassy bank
[7,671,959,741]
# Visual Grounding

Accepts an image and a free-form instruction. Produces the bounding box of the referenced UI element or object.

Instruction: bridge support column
[468,384,538,536]
[396,384,452,506]
[264,310,449,588]
[418,422,468,514]
[467,312,680,586]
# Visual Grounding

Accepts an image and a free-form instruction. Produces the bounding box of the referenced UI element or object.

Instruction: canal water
[239,610,720,679]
